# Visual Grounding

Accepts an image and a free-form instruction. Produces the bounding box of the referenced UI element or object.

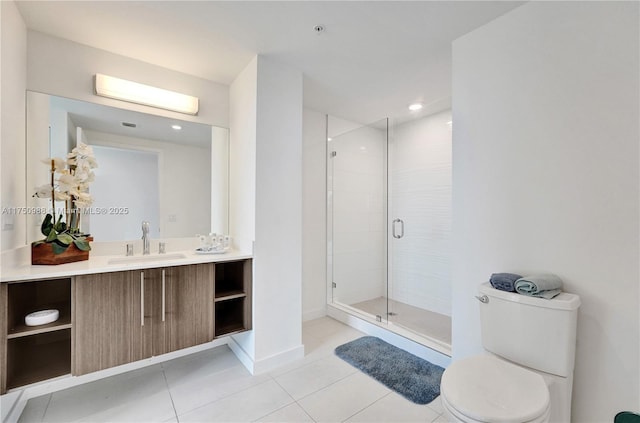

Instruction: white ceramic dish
[25,309,59,326]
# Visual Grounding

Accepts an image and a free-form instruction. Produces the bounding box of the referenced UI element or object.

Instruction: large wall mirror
[26,91,229,243]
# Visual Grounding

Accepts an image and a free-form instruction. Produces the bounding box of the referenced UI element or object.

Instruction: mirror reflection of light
[408,103,423,111]
[171,124,182,130]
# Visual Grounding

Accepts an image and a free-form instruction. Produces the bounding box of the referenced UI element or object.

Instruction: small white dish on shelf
[25,309,59,326]
[195,247,229,255]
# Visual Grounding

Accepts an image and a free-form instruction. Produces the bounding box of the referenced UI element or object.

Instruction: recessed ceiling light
[408,103,423,111]
[327,137,332,141]
[171,124,182,130]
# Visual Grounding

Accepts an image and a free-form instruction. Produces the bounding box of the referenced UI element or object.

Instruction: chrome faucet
[142,221,150,255]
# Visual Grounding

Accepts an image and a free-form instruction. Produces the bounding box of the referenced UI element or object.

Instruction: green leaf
[73,238,91,251]
[46,228,58,242]
[32,240,45,246]
[57,233,73,245]
[51,242,68,255]
[54,220,67,233]
[41,214,53,237]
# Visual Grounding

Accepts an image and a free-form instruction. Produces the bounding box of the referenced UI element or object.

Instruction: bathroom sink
[108,253,187,265]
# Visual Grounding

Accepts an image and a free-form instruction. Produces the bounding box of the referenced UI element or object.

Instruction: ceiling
[16,1,523,125]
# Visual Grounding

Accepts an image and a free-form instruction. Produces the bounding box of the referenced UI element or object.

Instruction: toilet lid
[441,355,550,423]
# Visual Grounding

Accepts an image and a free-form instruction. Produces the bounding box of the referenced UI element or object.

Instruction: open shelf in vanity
[3,278,72,390]
[214,259,252,337]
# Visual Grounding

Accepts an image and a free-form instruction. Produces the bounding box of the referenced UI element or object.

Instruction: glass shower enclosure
[328,118,389,324]
[327,111,453,351]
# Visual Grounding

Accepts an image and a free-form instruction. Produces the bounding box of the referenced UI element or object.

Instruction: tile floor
[351,298,452,345]
[18,317,446,423]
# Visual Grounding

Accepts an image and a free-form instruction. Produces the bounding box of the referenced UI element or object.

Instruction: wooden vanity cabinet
[73,271,137,375]
[1,258,251,392]
[73,263,214,376]
[165,264,214,351]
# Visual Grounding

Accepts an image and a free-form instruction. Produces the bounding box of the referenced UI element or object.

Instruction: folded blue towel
[489,273,522,292]
[515,274,563,299]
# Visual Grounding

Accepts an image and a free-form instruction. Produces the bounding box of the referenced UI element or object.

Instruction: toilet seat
[441,391,550,423]
[441,355,550,423]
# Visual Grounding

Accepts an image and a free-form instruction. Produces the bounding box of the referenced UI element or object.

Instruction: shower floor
[351,297,452,346]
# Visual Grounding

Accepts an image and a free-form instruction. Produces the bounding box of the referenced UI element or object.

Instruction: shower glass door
[328,118,388,323]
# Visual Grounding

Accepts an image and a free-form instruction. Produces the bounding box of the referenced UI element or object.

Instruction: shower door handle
[392,219,404,239]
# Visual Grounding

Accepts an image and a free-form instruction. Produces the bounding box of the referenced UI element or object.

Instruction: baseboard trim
[253,344,305,374]
[227,335,255,373]
[227,338,305,375]
[302,307,327,322]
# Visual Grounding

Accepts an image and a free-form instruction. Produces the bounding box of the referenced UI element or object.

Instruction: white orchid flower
[74,170,89,183]
[54,191,71,201]
[40,157,67,171]
[57,173,76,192]
[35,142,98,235]
[74,142,93,155]
[74,192,93,207]
[33,184,53,198]
[68,143,96,162]
[68,187,82,198]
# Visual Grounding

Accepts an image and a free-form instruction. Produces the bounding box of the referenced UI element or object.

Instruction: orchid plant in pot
[32,143,98,264]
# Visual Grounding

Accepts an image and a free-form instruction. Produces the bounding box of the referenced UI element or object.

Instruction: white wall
[452,2,639,421]
[230,55,304,373]
[228,56,258,362]
[329,123,387,306]
[253,56,303,365]
[229,57,257,254]
[89,145,160,242]
[25,92,51,244]
[302,108,327,321]
[211,126,229,236]
[27,31,228,128]
[390,110,452,316]
[0,0,27,251]
[84,130,211,240]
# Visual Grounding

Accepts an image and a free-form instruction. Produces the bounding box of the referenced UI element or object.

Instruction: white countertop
[1,248,252,283]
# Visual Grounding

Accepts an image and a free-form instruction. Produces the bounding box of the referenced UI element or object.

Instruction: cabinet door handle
[140,272,145,327]
[162,269,166,322]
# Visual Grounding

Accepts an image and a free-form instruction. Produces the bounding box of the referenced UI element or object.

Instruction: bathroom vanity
[0,252,252,394]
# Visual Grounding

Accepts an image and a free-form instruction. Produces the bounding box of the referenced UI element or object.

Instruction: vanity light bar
[94,73,199,115]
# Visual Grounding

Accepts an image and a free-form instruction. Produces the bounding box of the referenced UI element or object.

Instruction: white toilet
[441,282,580,423]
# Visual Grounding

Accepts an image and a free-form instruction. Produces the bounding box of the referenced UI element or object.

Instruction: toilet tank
[478,282,580,377]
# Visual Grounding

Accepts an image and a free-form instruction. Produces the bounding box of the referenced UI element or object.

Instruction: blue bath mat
[335,336,444,405]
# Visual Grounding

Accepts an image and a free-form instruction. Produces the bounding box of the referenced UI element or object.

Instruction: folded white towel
[515,274,563,299]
